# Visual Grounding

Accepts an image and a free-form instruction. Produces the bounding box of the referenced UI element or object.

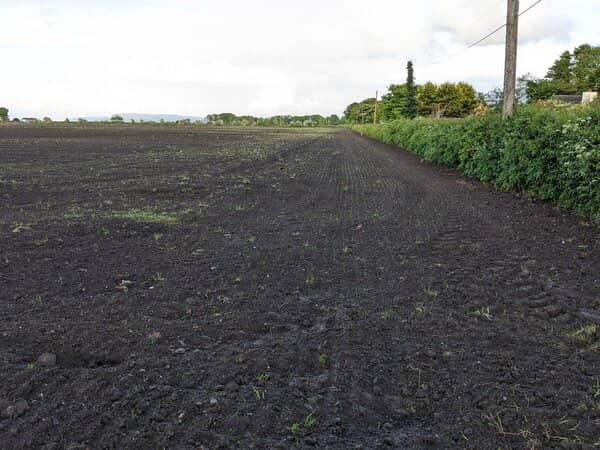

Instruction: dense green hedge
[352,104,600,220]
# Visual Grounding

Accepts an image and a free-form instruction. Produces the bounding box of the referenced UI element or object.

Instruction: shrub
[352,104,600,220]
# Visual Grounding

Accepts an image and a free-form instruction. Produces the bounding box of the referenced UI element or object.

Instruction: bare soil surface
[0,125,599,449]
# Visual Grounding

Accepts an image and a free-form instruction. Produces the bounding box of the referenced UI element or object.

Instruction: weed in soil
[111,209,180,225]
[291,411,317,433]
[568,324,597,344]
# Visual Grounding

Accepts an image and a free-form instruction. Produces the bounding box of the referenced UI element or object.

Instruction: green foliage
[381,84,407,121]
[112,209,180,225]
[434,82,478,117]
[547,50,575,90]
[346,75,478,123]
[327,114,341,125]
[0,107,8,122]
[110,114,124,122]
[405,61,418,119]
[384,81,478,120]
[256,372,270,382]
[344,98,383,124]
[343,102,360,123]
[572,44,600,92]
[416,82,438,116]
[352,103,600,220]
[318,353,329,368]
[568,324,597,344]
[290,411,317,433]
[522,78,554,103]
[205,113,339,127]
[453,83,478,116]
[526,44,600,101]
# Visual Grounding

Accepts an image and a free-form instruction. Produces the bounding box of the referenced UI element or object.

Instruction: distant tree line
[204,113,341,127]
[0,110,342,127]
[106,113,343,127]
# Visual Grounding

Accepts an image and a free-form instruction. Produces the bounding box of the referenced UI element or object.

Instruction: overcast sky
[1,0,598,119]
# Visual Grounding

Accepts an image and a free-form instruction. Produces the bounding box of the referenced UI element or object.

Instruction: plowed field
[1,125,598,448]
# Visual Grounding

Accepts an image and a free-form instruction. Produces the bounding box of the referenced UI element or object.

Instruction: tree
[308,114,326,127]
[572,44,600,92]
[546,50,574,93]
[452,82,478,116]
[405,61,418,119]
[206,113,237,126]
[525,44,600,101]
[343,99,383,124]
[343,102,360,123]
[110,114,124,122]
[381,84,407,120]
[421,82,478,118]
[454,83,476,116]
[524,78,556,102]
[358,98,380,123]
[42,117,52,123]
[416,82,439,116]
[484,88,504,108]
[326,114,340,126]
[0,107,8,122]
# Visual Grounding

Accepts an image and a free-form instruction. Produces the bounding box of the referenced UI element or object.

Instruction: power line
[467,0,542,48]
[418,0,543,67]
[466,24,509,49]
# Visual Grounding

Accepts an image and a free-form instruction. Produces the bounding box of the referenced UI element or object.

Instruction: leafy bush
[353,104,600,220]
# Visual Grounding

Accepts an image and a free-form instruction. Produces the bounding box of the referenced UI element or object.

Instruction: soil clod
[36,353,57,367]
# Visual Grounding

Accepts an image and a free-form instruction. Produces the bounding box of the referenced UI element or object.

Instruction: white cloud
[0,0,598,118]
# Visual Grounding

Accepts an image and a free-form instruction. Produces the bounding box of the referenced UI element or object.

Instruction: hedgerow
[352,104,600,220]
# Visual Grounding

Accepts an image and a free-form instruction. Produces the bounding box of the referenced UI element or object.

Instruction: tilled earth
[0,125,599,449]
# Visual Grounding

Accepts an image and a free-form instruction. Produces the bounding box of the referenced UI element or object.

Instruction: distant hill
[81,113,206,123]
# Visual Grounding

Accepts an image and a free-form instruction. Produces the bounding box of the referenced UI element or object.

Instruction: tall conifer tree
[405,61,418,118]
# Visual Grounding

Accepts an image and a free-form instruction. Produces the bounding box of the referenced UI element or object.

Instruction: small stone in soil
[394,408,411,420]
[148,331,162,342]
[37,352,57,367]
[5,400,29,418]
[422,435,439,446]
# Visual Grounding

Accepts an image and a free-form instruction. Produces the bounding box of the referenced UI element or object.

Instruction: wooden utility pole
[502,0,519,118]
[373,90,379,124]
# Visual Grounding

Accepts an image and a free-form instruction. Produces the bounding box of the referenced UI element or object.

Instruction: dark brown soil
[0,125,599,449]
